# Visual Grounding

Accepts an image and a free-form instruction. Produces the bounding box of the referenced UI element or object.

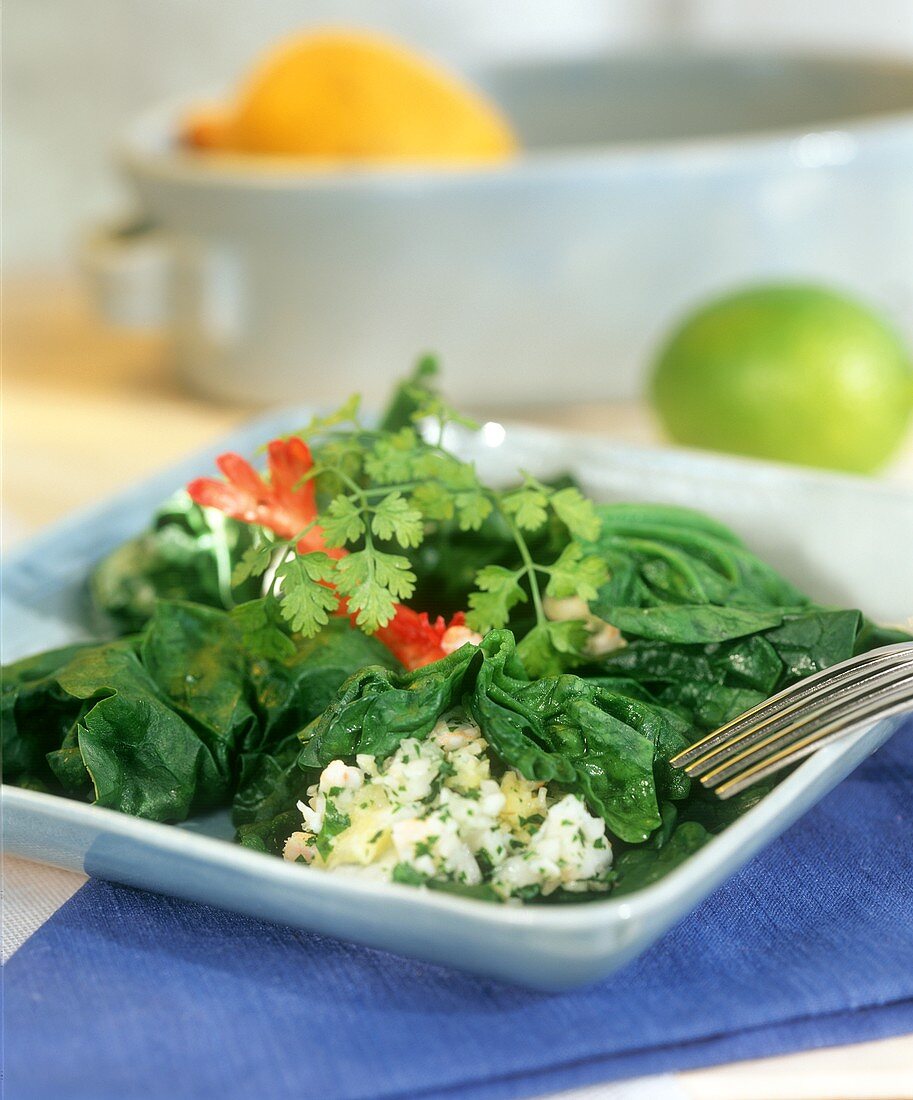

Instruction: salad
[3,364,907,903]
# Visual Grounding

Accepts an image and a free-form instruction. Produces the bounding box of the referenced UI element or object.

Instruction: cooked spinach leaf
[378,355,440,432]
[761,609,862,682]
[298,629,692,844]
[597,609,883,733]
[578,504,903,735]
[8,480,908,902]
[611,822,712,896]
[603,604,786,644]
[236,808,302,855]
[1,642,99,788]
[55,642,228,819]
[2,602,397,823]
[587,503,807,615]
[90,493,261,632]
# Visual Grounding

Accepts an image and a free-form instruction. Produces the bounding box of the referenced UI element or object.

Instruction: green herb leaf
[275,553,340,636]
[502,486,549,531]
[405,369,480,434]
[550,487,601,541]
[321,496,365,548]
[315,802,351,860]
[466,565,527,630]
[364,427,421,484]
[544,543,608,601]
[334,549,416,631]
[230,541,275,588]
[455,490,493,531]
[299,393,362,436]
[410,482,455,522]
[392,862,428,886]
[369,550,417,601]
[371,491,424,548]
[516,620,589,677]
[313,436,366,495]
[379,356,440,432]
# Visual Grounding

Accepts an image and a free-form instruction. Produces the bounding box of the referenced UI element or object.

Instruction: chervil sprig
[267,409,489,635]
[190,364,611,674]
[464,478,607,637]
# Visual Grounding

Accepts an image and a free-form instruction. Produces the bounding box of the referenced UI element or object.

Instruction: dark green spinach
[7,484,908,901]
[298,629,692,844]
[90,493,261,632]
[2,602,397,823]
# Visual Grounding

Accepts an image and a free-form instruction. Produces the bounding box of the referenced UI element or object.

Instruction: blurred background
[4,0,913,272]
[4,0,913,534]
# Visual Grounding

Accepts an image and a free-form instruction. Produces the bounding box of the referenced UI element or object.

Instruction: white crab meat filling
[284,712,613,900]
[319,759,364,794]
[490,794,613,899]
[438,785,512,866]
[391,815,482,885]
[282,831,316,863]
[377,737,443,805]
[431,712,481,753]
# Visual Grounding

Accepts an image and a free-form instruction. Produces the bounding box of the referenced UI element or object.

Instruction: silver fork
[670,642,913,799]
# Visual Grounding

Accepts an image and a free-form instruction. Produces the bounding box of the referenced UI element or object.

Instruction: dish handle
[81,217,172,329]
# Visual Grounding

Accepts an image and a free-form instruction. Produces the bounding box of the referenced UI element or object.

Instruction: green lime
[649,284,913,473]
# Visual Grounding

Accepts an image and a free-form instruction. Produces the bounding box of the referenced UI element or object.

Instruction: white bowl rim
[118,46,913,193]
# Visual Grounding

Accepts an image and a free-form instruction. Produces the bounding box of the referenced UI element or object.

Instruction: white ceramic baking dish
[83,51,913,408]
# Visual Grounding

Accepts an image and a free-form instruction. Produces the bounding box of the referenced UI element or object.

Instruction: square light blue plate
[3,413,911,990]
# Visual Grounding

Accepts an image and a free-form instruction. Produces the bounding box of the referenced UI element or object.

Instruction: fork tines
[670,642,913,799]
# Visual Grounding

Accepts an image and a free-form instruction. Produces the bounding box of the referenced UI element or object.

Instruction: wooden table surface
[3,279,912,1099]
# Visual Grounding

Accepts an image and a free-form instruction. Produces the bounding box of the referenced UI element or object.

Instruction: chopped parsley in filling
[283,711,613,901]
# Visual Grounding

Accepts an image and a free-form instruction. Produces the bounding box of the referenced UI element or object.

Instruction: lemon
[191,29,516,165]
[650,284,913,473]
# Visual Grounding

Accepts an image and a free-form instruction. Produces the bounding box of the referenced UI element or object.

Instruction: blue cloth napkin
[6,718,913,1100]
